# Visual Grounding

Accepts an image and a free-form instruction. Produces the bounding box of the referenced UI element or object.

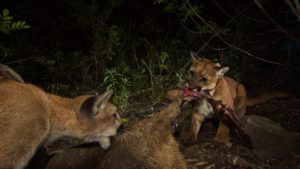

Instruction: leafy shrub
[103,66,131,111]
[0,9,30,34]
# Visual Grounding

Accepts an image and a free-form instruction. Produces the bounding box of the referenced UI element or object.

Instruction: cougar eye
[189,71,194,77]
[112,113,118,119]
[199,77,208,82]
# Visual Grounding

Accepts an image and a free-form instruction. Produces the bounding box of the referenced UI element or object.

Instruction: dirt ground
[29,91,300,169]
[123,92,300,169]
[181,96,300,169]
[181,99,299,169]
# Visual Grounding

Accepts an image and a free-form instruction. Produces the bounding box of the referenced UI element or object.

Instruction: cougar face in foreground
[45,96,188,169]
[0,66,121,169]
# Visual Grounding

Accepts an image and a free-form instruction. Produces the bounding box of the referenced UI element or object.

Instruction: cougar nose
[117,124,125,133]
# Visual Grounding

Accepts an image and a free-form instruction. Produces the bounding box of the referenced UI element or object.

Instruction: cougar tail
[246,91,289,106]
[0,64,24,83]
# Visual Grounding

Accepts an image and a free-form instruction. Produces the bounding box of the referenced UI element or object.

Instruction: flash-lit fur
[168,52,287,146]
[183,53,248,146]
[0,66,121,169]
[45,96,188,169]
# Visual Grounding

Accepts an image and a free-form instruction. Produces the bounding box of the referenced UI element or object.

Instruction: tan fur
[0,78,121,169]
[246,91,289,106]
[45,97,188,169]
[168,52,287,146]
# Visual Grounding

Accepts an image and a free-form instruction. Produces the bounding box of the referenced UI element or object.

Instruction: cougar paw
[214,136,232,147]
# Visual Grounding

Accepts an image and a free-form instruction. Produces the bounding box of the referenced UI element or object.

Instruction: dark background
[1,0,299,100]
[1,1,300,168]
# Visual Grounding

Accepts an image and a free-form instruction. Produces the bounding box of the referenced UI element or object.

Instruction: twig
[185,0,286,66]
[283,0,300,21]
[198,1,255,53]
[141,59,155,98]
[227,0,269,24]
[296,0,300,15]
[214,1,232,19]
[254,0,300,42]
[3,57,35,65]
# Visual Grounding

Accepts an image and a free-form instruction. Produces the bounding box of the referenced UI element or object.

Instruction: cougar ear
[216,67,229,76]
[215,62,221,67]
[92,90,113,116]
[0,64,25,83]
[80,90,113,117]
[190,51,200,63]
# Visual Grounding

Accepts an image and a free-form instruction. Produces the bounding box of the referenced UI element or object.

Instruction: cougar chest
[195,99,214,118]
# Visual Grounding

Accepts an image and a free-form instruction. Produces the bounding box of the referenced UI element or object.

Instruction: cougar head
[188,52,229,92]
[78,90,122,149]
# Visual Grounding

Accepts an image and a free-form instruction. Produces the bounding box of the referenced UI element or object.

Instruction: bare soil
[182,96,300,169]
[124,93,300,169]
[28,92,300,169]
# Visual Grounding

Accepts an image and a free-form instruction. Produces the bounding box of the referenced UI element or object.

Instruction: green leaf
[3,16,13,21]
[0,26,10,34]
[2,19,11,24]
[11,22,16,29]
[16,21,21,27]
[2,9,10,17]
[23,25,31,29]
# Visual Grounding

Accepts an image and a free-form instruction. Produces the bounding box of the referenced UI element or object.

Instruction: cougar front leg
[182,111,205,146]
[215,121,232,147]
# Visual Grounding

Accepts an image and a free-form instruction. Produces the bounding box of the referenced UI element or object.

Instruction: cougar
[0,64,122,169]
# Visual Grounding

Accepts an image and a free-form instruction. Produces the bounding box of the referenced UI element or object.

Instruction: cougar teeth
[193,88,201,92]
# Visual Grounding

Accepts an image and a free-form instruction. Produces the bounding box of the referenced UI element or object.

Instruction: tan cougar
[0,64,121,169]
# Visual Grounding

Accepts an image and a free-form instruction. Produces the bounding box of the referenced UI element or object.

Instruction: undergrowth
[1,0,294,112]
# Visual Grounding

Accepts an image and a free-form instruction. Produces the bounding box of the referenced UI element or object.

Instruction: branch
[4,57,35,65]
[254,0,300,42]
[296,0,300,15]
[185,0,286,66]
[283,0,300,21]
[227,0,269,24]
